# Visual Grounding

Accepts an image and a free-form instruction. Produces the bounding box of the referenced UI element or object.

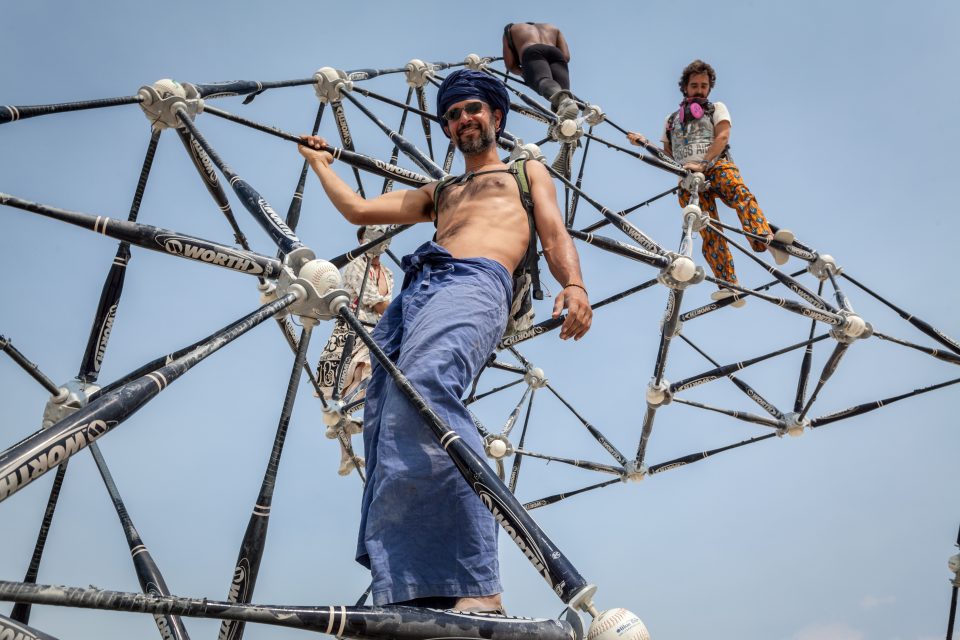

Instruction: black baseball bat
[330,100,368,197]
[795,342,849,422]
[582,131,687,177]
[873,331,960,365]
[415,86,436,160]
[348,85,442,125]
[670,397,782,429]
[88,443,192,639]
[841,272,960,356]
[378,87,414,194]
[218,325,312,640]
[0,581,574,640]
[284,103,326,236]
[708,224,837,312]
[679,269,807,323]
[337,306,594,606]
[565,228,669,269]
[647,433,779,475]
[340,90,446,179]
[677,334,785,420]
[78,129,162,382]
[0,614,59,640]
[188,78,314,99]
[544,383,630,467]
[175,127,253,251]
[174,113,304,255]
[200,104,433,188]
[702,276,845,327]
[810,376,960,427]
[794,280,824,413]
[0,336,62,396]
[510,449,623,476]
[545,165,668,256]
[0,192,283,279]
[507,389,536,493]
[0,293,297,503]
[523,479,622,511]
[0,95,142,125]
[651,288,684,385]
[8,464,68,625]
[670,333,830,394]
[577,187,680,235]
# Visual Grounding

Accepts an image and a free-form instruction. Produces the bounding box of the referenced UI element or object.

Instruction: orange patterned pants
[678,159,771,285]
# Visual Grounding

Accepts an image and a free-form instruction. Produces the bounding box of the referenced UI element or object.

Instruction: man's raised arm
[299,135,435,226]
[526,160,592,341]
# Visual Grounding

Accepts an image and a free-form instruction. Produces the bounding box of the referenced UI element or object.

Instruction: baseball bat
[510,449,623,476]
[564,228,668,269]
[794,280,824,413]
[633,405,658,469]
[677,334,785,420]
[174,127,253,251]
[0,293,298,503]
[582,131,687,177]
[0,581,575,640]
[88,443,191,639]
[810,376,960,427]
[647,433,779,475]
[841,272,960,356]
[795,342,849,422]
[8,464,68,625]
[544,383,630,467]
[540,168,667,256]
[0,336,62,396]
[0,192,283,279]
[670,397,782,429]
[78,129,162,382]
[200,104,432,188]
[523,479,622,511]
[576,187,679,235]
[415,86,436,160]
[284,103,326,237]
[679,269,807,323]
[349,85,442,125]
[670,333,830,394]
[174,113,304,255]
[337,306,594,606]
[506,389,536,493]
[0,95,142,125]
[709,224,837,312]
[703,275,845,327]
[187,78,314,99]
[651,288,684,385]
[0,614,59,640]
[873,331,960,365]
[330,100,368,197]
[377,87,414,195]
[218,325,312,640]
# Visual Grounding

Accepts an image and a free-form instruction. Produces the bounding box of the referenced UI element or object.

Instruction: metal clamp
[463,53,488,71]
[583,104,605,127]
[314,67,353,103]
[404,59,435,88]
[41,378,100,430]
[138,79,202,130]
[657,252,704,291]
[808,253,842,281]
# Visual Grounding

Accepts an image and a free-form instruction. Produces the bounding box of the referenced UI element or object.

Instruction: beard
[454,119,496,155]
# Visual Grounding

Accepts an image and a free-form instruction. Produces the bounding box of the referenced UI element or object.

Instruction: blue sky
[1,1,958,639]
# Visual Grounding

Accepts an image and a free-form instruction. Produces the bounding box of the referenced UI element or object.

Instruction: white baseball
[587,608,650,640]
[299,259,342,296]
[488,439,508,459]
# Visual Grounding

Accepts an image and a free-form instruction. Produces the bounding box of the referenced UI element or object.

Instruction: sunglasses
[442,101,485,122]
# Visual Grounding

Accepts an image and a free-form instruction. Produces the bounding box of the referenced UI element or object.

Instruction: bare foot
[454,594,504,614]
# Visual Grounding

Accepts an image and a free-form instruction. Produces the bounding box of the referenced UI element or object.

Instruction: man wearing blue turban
[299,69,591,614]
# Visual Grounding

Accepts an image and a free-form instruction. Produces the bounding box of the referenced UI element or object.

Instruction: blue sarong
[356,241,512,605]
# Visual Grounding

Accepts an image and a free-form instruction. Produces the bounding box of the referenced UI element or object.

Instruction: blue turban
[436,69,510,138]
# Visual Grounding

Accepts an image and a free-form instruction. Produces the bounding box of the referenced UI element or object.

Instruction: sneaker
[769,229,794,265]
[555,97,579,122]
[711,288,746,308]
